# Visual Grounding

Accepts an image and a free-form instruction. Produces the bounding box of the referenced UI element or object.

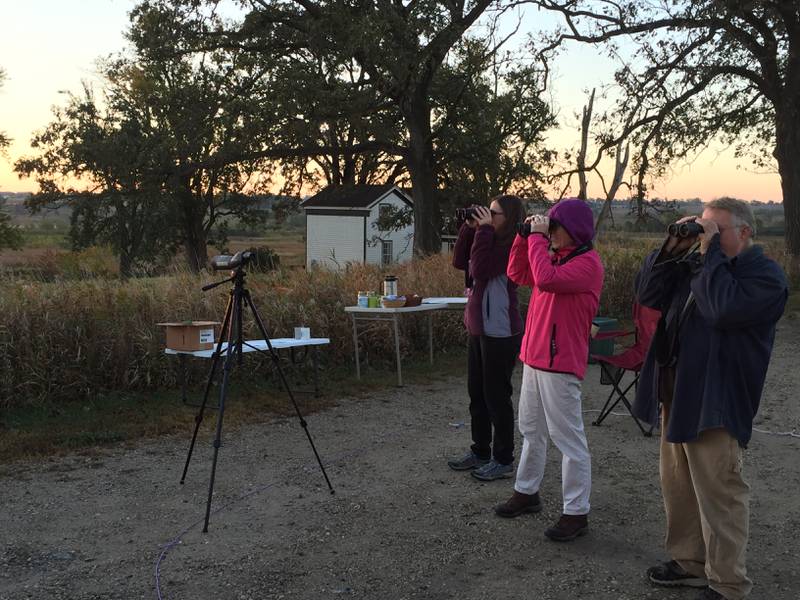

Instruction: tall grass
[0,254,466,407]
[0,236,791,409]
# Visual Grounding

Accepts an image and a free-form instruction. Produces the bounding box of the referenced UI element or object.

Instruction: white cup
[294,327,311,340]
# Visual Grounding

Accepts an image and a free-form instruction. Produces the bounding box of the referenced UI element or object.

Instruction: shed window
[381,240,393,265]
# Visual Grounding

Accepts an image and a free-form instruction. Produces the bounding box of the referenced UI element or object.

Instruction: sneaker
[647,560,708,588]
[447,451,489,471]
[696,588,726,599]
[544,513,588,541]
[471,460,514,481]
[494,491,542,518]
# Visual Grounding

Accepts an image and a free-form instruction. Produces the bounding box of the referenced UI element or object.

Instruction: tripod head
[203,251,254,292]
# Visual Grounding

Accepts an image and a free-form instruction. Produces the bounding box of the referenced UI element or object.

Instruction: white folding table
[422,296,468,310]
[165,337,330,401]
[344,304,446,387]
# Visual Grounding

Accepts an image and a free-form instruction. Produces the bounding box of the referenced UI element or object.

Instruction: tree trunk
[577,89,594,201]
[118,251,133,280]
[403,95,441,255]
[774,109,800,285]
[176,178,208,273]
[595,142,629,236]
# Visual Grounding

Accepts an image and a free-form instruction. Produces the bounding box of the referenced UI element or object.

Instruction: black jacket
[632,236,788,447]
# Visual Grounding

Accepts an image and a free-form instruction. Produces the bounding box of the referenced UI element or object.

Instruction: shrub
[247,246,281,272]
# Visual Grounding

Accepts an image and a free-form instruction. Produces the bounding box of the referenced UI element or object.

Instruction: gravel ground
[2,318,799,600]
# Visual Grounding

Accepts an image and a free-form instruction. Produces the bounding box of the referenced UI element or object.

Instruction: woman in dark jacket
[448,194,525,481]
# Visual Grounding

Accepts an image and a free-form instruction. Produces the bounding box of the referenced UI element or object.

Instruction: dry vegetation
[0,230,791,463]
[0,234,790,411]
[0,254,467,409]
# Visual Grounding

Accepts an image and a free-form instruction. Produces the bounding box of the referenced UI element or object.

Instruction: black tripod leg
[181,291,235,485]
[245,291,335,495]
[203,348,235,532]
[202,290,241,532]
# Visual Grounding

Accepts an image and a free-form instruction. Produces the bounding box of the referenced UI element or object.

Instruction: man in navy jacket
[632,197,787,600]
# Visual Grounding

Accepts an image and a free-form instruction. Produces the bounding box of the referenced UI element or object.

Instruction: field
[223,230,306,268]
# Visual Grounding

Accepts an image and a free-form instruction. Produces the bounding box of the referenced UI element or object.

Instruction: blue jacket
[632,236,787,447]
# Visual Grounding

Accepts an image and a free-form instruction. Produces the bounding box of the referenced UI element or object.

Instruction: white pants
[514,365,592,515]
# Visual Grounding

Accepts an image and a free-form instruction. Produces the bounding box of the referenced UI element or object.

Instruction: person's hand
[665,215,699,256]
[695,217,719,254]
[464,207,479,228]
[530,214,549,235]
[472,205,493,227]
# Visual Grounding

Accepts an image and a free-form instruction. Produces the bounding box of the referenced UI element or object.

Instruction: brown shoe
[494,491,542,518]
[544,513,588,541]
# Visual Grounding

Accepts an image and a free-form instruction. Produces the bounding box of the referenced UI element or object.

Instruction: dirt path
[2,319,799,600]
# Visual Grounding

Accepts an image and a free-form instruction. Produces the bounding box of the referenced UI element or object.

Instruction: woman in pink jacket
[494,198,604,542]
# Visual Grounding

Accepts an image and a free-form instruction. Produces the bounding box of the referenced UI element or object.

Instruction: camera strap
[555,242,593,265]
[655,289,696,368]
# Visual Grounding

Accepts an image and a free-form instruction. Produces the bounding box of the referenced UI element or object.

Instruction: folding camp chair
[590,303,661,437]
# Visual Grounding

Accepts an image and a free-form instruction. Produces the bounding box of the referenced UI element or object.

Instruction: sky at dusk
[0,0,784,202]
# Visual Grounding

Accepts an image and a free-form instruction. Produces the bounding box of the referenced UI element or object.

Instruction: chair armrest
[593,329,634,341]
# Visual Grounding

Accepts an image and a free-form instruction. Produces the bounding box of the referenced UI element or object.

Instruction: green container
[588,317,618,363]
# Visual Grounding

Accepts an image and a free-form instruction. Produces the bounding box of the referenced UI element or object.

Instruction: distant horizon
[0,188,784,205]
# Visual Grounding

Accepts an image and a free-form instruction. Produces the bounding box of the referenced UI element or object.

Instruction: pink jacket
[507,234,604,380]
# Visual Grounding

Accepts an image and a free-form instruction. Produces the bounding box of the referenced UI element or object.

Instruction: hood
[547,198,595,245]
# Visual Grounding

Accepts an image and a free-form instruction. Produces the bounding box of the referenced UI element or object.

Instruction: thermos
[383,275,398,297]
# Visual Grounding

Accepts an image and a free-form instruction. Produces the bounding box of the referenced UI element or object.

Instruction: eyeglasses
[718,224,745,233]
[490,209,504,217]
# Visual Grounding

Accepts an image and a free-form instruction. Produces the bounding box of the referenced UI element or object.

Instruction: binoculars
[455,207,479,221]
[667,221,704,238]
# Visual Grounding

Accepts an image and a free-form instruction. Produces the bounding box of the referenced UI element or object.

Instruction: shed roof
[302,185,412,209]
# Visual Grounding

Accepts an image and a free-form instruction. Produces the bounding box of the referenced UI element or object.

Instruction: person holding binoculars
[448,195,525,481]
[632,198,787,600]
[494,198,604,542]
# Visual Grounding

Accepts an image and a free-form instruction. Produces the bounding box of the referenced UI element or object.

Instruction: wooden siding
[306,213,365,269]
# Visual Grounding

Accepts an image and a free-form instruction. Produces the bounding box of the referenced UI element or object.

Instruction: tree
[0,67,10,151]
[265,56,407,193]
[550,88,632,234]
[132,0,508,255]
[0,68,22,251]
[434,39,556,208]
[534,0,800,279]
[0,198,23,251]
[15,84,174,277]
[16,47,275,273]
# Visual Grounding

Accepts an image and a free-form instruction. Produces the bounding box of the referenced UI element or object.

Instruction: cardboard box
[158,321,221,351]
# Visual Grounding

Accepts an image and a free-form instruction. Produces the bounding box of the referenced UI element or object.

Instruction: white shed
[303,185,414,269]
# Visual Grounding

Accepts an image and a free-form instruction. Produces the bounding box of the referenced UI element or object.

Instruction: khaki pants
[660,402,752,599]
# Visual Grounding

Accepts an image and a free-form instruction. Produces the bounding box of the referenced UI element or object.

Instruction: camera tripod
[180,257,334,532]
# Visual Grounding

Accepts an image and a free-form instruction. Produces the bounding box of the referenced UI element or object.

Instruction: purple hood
[548,198,595,245]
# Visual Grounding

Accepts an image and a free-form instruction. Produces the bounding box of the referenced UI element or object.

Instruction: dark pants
[467,333,521,465]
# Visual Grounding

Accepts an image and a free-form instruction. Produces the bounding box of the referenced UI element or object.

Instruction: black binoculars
[455,207,479,221]
[516,218,559,238]
[667,221,704,238]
